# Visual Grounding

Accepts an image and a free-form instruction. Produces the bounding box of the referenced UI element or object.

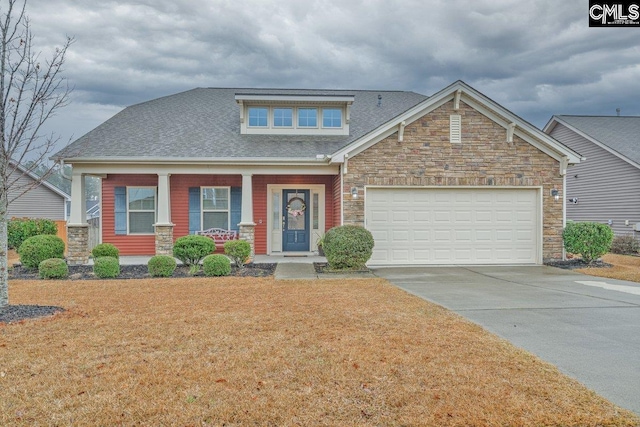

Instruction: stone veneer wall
[343,100,565,261]
[67,224,90,265]
[154,225,174,255]
[239,224,255,261]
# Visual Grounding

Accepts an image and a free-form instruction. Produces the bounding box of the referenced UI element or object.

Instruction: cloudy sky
[18,0,640,153]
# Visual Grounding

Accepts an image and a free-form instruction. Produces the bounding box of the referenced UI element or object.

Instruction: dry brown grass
[577,253,640,283]
[2,277,638,426]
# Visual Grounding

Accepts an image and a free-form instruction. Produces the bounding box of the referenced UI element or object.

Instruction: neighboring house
[7,163,70,221]
[5,163,71,248]
[544,116,640,239]
[53,81,581,265]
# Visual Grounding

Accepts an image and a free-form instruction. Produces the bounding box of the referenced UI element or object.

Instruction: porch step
[274,263,317,280]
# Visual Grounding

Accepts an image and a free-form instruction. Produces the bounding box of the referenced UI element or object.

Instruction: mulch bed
[544,259,612,270]
[8,263,276,281]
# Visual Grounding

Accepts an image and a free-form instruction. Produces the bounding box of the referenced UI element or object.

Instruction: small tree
[563,221,614,264]
[0,0,73,307]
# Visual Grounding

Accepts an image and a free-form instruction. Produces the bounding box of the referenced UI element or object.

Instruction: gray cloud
[19,0,640,153]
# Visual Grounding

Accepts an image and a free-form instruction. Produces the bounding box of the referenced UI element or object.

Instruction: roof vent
[616,108,621,116]
[377,94,382,107]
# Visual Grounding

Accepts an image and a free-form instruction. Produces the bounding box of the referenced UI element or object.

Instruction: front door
[282,189,310,252]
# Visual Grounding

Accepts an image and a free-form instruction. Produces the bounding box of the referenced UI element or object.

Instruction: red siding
[102,174,158,255]
[102,173,336,256]
[332,174,342,227]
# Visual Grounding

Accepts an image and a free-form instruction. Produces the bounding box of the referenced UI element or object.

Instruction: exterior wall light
[351,187,359,199]
[551,189,559,201]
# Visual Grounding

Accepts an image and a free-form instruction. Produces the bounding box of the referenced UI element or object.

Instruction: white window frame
[273,107,294,128]
[201,186,231,230]
[297,107,319,129]
[247,107,269,128]
[321,107,343,129]
[127,186,157,235]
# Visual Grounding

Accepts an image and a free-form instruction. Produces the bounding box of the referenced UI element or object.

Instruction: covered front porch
[65,163,341,264]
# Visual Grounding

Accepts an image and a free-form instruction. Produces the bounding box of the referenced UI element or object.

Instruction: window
[273,108,293,127]
[202,187,230,229]
[298,108,318,127]
[248,107,268,127]
[322,108,342,128]
[128,187,156,234]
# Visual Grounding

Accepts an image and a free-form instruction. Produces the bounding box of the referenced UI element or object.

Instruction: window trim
[297,107,319,129]
[321,107,343,129]
[273,107,294,128]
[247,107,269,128]
[126,186,157,235]
[201,186,231,230]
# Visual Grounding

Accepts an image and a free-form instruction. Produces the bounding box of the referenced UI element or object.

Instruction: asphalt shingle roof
[55,88,428,161]
[556,115,640,165]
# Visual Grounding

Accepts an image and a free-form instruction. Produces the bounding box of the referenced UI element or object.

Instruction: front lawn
[1,277,638,426]
[577,253,640,283]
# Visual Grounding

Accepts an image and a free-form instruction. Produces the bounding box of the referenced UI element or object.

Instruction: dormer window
[248,107,268,127]
[236,93,353,136]
[322,108,342,128]
[298,108,318,128]
[273,108,293,127]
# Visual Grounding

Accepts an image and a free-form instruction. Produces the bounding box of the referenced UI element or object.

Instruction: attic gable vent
[450,114,461,143]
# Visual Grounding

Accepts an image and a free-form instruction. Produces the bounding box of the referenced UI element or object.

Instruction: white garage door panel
[366,188,540,265]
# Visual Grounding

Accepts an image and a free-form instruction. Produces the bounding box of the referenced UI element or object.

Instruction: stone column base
[154,224,175,256]
[238,223,256,262]
[67,224,89,265]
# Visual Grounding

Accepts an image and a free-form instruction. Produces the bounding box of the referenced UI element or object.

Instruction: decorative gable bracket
[397,121,406,142]
[506,122,516,143]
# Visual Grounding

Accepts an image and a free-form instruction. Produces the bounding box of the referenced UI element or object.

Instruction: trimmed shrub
[18,235,65,269]
[148,255,177,278]
[39,258,69,279]
[93,256,120,279]
[172,235,216,268]
[8,217,57,250]
[563,221,614,264]
[322,225,375,270]
[224,240,251,268]
[203,254,232,277]
[610,234,640,255]
[92,243,120,259]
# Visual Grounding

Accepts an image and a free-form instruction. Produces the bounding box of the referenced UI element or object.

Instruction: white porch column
[239,173,256,259]
[240,173,254,225]
[68,172,86,225]
[155,173,172,225]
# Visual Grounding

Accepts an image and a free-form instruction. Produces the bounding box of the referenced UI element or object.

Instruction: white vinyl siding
[366,187,540,265]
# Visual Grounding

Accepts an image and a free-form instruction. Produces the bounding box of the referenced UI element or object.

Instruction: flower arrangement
[287,198,306,217]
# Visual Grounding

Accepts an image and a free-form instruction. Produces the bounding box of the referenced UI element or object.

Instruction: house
[544,116,640,239]
[53,81,581,265]
[6,162,71,246]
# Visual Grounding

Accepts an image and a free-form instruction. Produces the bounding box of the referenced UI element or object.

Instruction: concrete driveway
[373,265,640,415]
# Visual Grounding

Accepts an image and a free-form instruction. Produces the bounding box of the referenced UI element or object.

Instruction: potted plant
[316,233,326,256]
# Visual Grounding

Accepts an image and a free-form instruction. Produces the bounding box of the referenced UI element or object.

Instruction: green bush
[172,235,216,269]
[202,254,232,277]
[323,225,375,270]
[224,240,251,268]
[610,234,640,255]
[8,217,57,249]
[92,243,120,259]
[563,221,614,264]
[38,258,69,279]
[18,235,65,269]
[148,255,177,278]
[93,256,120,279]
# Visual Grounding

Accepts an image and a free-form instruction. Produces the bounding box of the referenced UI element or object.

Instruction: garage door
[366,188,540,265]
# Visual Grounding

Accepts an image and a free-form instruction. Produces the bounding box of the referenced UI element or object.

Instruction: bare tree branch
[0,0,74,307]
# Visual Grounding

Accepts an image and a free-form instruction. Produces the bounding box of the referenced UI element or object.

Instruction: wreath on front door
[286,197,307,217]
